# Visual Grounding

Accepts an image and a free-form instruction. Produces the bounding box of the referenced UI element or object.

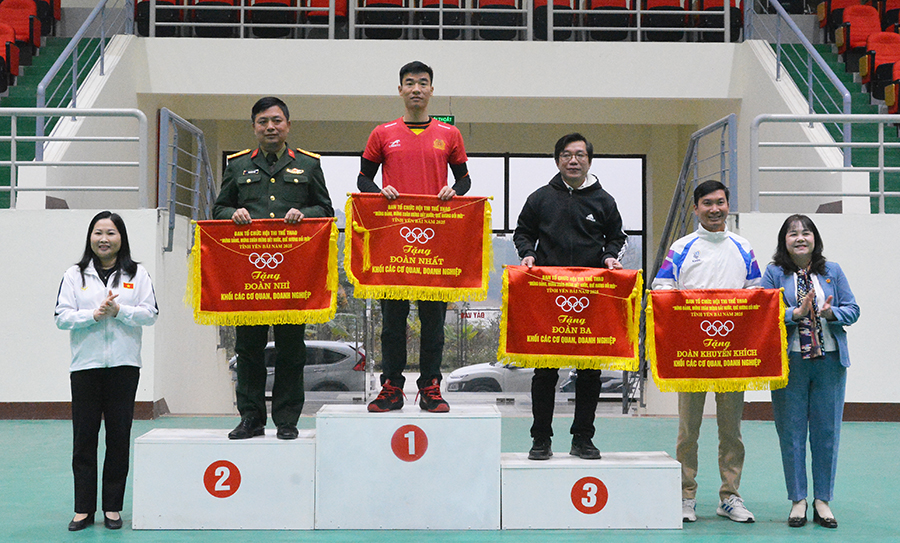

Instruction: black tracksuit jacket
[513,173,627,268]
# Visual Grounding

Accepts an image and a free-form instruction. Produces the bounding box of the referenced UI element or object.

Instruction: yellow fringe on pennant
[184,221,203,314]
[343,197,492,303]
[343,197,361,289]
[625,271,644,356]
[647,290,791,393]
[185,220,338,326]
[353,221,372,272]
[496,266,641,372]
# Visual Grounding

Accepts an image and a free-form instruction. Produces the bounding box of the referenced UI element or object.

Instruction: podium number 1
[570,476,609,514]
[204,460,241,498]
[391,424,428,462]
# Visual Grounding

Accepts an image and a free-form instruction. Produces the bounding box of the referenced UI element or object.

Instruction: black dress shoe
[570,435,601,459]
[68,515,94,531]
[228,417,264,440]
[276,425,299,440]
[528,437,552,460]
[789,500,807,527]
[813,508,838,529]
[104,514,123,530]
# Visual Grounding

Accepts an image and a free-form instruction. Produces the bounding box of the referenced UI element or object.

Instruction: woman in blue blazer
[761,214,859,529]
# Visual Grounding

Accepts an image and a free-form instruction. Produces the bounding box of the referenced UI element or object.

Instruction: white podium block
[132,428,316,530]
[315,404,501,529]
[501,451,681,529]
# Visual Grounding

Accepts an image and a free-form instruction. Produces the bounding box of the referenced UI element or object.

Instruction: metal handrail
[751,114,900,213]
[158,108,218,252]
[140,0,740,42]
[745,0,853,166]
[651,113,738,281]
[35,0,127,160]
[0,108,149,208]
[633,114,737,413]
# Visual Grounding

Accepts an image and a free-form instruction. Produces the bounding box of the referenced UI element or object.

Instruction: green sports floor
[2,414,896,543]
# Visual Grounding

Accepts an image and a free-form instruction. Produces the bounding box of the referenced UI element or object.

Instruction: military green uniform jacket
[213,145,334,221]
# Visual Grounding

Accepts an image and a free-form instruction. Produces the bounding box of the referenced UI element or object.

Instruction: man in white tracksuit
[652,180,761,524]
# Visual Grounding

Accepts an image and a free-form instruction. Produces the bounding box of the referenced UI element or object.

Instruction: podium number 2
[571,476,609,514]
[391,424,428,462]
[204,460,241,498]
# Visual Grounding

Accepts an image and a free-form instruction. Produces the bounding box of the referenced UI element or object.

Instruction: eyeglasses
[559,152,590,161]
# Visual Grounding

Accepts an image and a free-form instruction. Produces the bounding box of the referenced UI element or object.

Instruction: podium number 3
[570,476,609,514]
[391,424,428,462]
[204,460,241,498]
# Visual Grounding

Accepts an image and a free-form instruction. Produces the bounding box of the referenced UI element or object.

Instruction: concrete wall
[9,34,887,414]
[739,213,891,404]
[642,212,890,415]
[0,209,227,413]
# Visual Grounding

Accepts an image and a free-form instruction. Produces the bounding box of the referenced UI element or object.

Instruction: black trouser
[70,365,140,514]
[234,324,305,427]
[379,299,447,390]
[530,368,602,440]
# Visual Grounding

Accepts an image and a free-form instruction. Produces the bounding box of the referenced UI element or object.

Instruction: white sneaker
[717,495,755,523]
[682,498,697,522]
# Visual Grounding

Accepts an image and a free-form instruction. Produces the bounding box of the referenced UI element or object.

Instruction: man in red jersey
[358,60,472,413]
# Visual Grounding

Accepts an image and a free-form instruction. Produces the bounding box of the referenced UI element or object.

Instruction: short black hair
[693,180,729,205]
[554,133,594,162]
[399,61,433,84]
[251,96,289,122]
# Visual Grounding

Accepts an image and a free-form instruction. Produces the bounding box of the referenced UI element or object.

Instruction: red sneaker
[417,378,450,412]
[367,380,405,412]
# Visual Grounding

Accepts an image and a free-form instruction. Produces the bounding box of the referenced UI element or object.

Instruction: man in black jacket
[513,133,627,461]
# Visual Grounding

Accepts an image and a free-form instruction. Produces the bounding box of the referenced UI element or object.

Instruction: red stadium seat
[249,0,296,38]
[880,0,900,29]
[0,0,40,65]
[28,0,53,35]
[533,0,574,41]
[362,0,404,39]
[818,0,863,42]
[585,0,631,42]
[135,0,182,37]
[697,0,742,42]
[0,22,18,90]
[884,61,900,112]
[642,0,686,42]
[477,0,520,40]
[189,0,240,37]
[835,4,882,66]
[418,0,462,40]
[859,31,900,98]
[307,0,348,22]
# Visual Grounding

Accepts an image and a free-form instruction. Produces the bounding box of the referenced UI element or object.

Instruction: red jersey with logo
[362,117,468,195]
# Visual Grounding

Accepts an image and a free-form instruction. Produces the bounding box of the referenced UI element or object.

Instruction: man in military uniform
[214,96,333,440]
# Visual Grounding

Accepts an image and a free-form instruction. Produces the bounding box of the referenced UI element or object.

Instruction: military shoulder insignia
[296,148,321,160]
[286,168,305,174]
[227,149,251,160]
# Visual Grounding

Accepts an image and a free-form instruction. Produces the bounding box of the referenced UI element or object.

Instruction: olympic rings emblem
[556,296,590,313]
[400,226,435,244]
[699,320,735,337]
[248,252,284,269]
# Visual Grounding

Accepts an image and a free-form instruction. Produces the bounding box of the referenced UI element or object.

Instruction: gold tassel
[497,267,511,362]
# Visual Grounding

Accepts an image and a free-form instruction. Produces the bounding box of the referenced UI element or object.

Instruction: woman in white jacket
[55,211,158,531]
